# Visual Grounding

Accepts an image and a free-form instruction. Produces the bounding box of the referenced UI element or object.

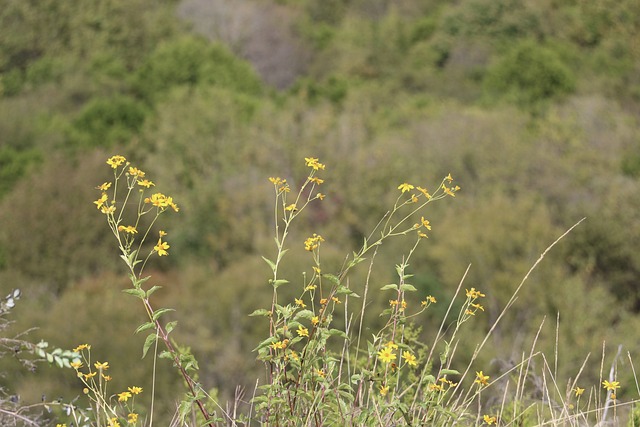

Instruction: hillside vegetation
[0,0,639,424]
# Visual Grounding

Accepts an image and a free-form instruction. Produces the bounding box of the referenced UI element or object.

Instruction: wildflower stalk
[94,156,216,427]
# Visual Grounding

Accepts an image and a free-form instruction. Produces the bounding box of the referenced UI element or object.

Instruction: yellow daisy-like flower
[297,325,309,337]
[106,155,126,169]
[466,288,486,299]
[73,344,91,352]
[118,391,132,402]
[429,383,444,392]
[574,386,585,397]
[108,417,121,427]
[154,239,170,256]
[94,193,108,210]
[94,361,109,371]
[397,183,414,193]
[426,295,437,304]
[295,298,306,308]
[70,361,83,369]
[316,369,326,378]
[127,413,138,424]
[445,173,453,182]
[483,415,497,425]
[379,385,389,396]
[128,386,143,395]
[421,217,431,230]
[102,374,112,381]
[117,225,138,234]
[377,346,397,364]
[603,380,620,391]
[95,182,112,191]
[311,316,319,325]
[304,157,326,170]
[285,204,297,212]
[137,179,155,188]
[269,177,284,185]
[416,186,431,199]
[475,371,490,386]
[101,205,116,214]
[128,167,145,177]
[402,351,418,367]
[84,371,97,380]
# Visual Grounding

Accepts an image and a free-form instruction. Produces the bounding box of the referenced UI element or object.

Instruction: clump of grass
[49,155,639,426]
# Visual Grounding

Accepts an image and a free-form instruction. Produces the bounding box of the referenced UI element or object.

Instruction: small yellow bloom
[127,413,138,424]
[402,351,418,367]
[379,385,389,396]
[603,380,620,391]
[411,194,418,203]
[416,186,431,199]
[94,193,108,210]
[128,167,145,177]
[118,391,132,402]
[269,177,284,185]
[312,266,321,274]
[305,157,325,170]
[84,371,97,380]
[154,239,170,256]
[483,415,497,425]
[320,298,328,305]
[297,325,309,337]
[417,231,428,238]
[108,417,121,427]
[138,179,155,188]
[398,183,414,193]
[70,361,83,369]
[574,386,585,397]
[442,184,456,197]
[311,316,319,325]
[331,296,341,304]
[378,346,397,364]
[426,295,437,304]
[101,205,116,214]
[95,182,112,191]
[106,155,126,169]
[285,204,297,212]
[316,369,326,378]
[94,361,109,371]
[445,173,453,182]
[102,374,112,381]
[475,371,490,386]
[295,298,306,308]
[159,230,167,237]
[429,383,444,392]
[421,217,431,230]
[117,225,138,234]
[56,424,67,427]
[128,386,143,395]
[309,177,324,185]
[316,193,325,200]
[466,288,486,299]
[471,303,485,311]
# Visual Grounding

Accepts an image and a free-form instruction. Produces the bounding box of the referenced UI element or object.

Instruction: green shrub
[483,40,576,107]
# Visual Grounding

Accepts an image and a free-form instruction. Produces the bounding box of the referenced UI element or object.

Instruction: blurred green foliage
[0,0,639,423]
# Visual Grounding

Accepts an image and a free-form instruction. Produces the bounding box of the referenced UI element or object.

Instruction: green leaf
[142,333,157,359]
[380,284,398,291]
[135,321,155,334]
[399,284,417,292]
[327,329,348,339]
[165,321,178,334]
[152,308,175,321]
[122,288,145,298]
[294,309,315,320]
[322,273,340,285]
[146,285,163,297]
[271,279,289,289]
[249,308,272,317]
[440,369,460,376]
[261,256,276,272]
[336,286,359,297]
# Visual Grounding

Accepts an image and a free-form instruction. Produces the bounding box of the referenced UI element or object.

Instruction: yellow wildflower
[574,387,584,397]
[378,346,397,364]
[311,316,319,325]
[402,351,418,367]
[138,179,155,188]
[285,204,297,212]
[94,193,108,210]
[466,288,486,299]
[379,385,389,396]
[106,155,126,169]
[475,371,490,386]
[305,157,326,170]
[421,217,431,230]
[603,380,620,391]
[398,183,414,193]
[118,391,132,402]
[295,298,306,308]
[154,239,170,256]
[127,413,138,424]
[73,344,90,352]
[297,325,309,337]
[128,386,143,395]
[96,182,112,191]
[416,186,431,198]
[117,225,137,234]
[483,415,497,425]
[84,371,97,380]
[94,361,109,371]
[128,167,145,177]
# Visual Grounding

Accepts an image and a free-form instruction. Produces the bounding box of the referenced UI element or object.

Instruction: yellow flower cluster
[305,157,326,170]
[304,233,325,251]
[144,192,179,212]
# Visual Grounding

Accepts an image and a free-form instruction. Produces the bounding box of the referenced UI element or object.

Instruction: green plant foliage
[133,35,264,103]
[483,40,576,107]
[70,95,149,148]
